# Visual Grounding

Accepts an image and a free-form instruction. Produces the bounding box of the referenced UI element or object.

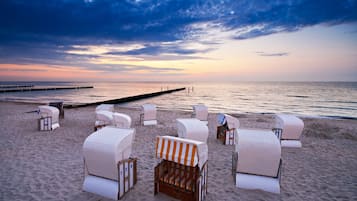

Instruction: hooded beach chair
[38,105,60,130]
[154,136,208,201]
[95,107,132,130]
[232,129,282,194]
[113,113,132,129]
[95,110,114,130]
[140,103,157,126]
[176,118,209,143]
[83,127,137,200]
[216,113,239,145]
[95,104,114,112]
[273,114,304,148]
[192,104,208,124]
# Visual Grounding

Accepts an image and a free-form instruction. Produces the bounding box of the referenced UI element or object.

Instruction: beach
[1,101,356,201]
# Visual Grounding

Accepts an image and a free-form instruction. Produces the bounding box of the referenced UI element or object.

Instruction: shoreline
[2,99,357,121]
[0,101,356,200]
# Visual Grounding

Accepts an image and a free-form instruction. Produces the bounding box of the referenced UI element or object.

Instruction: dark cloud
[0,0,356,65]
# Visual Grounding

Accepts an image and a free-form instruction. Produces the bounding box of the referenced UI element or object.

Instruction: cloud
[0,0,356,66]
[256,51,289,57]
[0,68,47,72]
[106,44,215,56]
[97,64,184,73]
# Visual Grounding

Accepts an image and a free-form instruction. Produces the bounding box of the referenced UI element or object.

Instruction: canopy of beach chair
[95,104,114,112]
[217,113,239,129]
[275,114,304,140]
[176,118,209,142]
[155,136,208,170]
[112,112,132,129]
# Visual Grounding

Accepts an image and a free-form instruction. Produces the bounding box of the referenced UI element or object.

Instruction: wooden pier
[65,87,186,108]
[0,86,93,93]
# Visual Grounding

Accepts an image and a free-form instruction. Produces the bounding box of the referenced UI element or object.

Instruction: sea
[0,81,356,119]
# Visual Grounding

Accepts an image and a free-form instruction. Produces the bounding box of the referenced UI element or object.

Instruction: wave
[310,105,357,111]
[287,95,310,98]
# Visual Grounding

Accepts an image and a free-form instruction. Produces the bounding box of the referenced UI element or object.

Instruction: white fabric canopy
[176,118,208,143]
[95,110,113,126]
[95,104,114,112]
[217,113,239,129]
[192,104,208,121]
[113,113,132,129]
[275,114,304,140]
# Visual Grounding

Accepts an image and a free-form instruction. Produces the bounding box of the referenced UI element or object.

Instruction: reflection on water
[0,82,356,119]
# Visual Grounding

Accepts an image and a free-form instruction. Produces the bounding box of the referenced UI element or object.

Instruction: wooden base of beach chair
[154,160,208,201]
[94,125,105,131]
[38,117,59,131]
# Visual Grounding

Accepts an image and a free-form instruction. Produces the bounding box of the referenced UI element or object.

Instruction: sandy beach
[1,101,356,201]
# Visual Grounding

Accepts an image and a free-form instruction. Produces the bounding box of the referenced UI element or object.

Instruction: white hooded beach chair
[176,118,209,143]
[154,136,208,201]
[95,110,114,130]
[95,104,114,112]
[83,127,136,200]
[274,114,304,148]
[113,113,132,129]
[140,103,157,126]
[38,105,60,130]
[232,129,282,194]
[95,109,132,130]
[216,113,239,145]
[192,104,208,124]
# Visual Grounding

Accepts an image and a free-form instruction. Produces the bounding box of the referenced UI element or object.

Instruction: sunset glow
[0,1,356,81]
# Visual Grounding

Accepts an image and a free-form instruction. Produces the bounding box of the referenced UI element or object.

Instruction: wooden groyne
[65,87,186,108]
[0,86,93,93]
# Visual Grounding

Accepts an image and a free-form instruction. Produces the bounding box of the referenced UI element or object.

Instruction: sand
[0,101,356,201]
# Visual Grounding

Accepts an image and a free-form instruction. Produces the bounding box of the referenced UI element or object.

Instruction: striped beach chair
[154,136,208,201]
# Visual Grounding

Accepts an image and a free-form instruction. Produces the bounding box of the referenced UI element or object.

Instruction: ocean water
[0,81,356,119]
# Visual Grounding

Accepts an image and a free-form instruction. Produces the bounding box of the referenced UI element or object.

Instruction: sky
[0,0,356,82]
